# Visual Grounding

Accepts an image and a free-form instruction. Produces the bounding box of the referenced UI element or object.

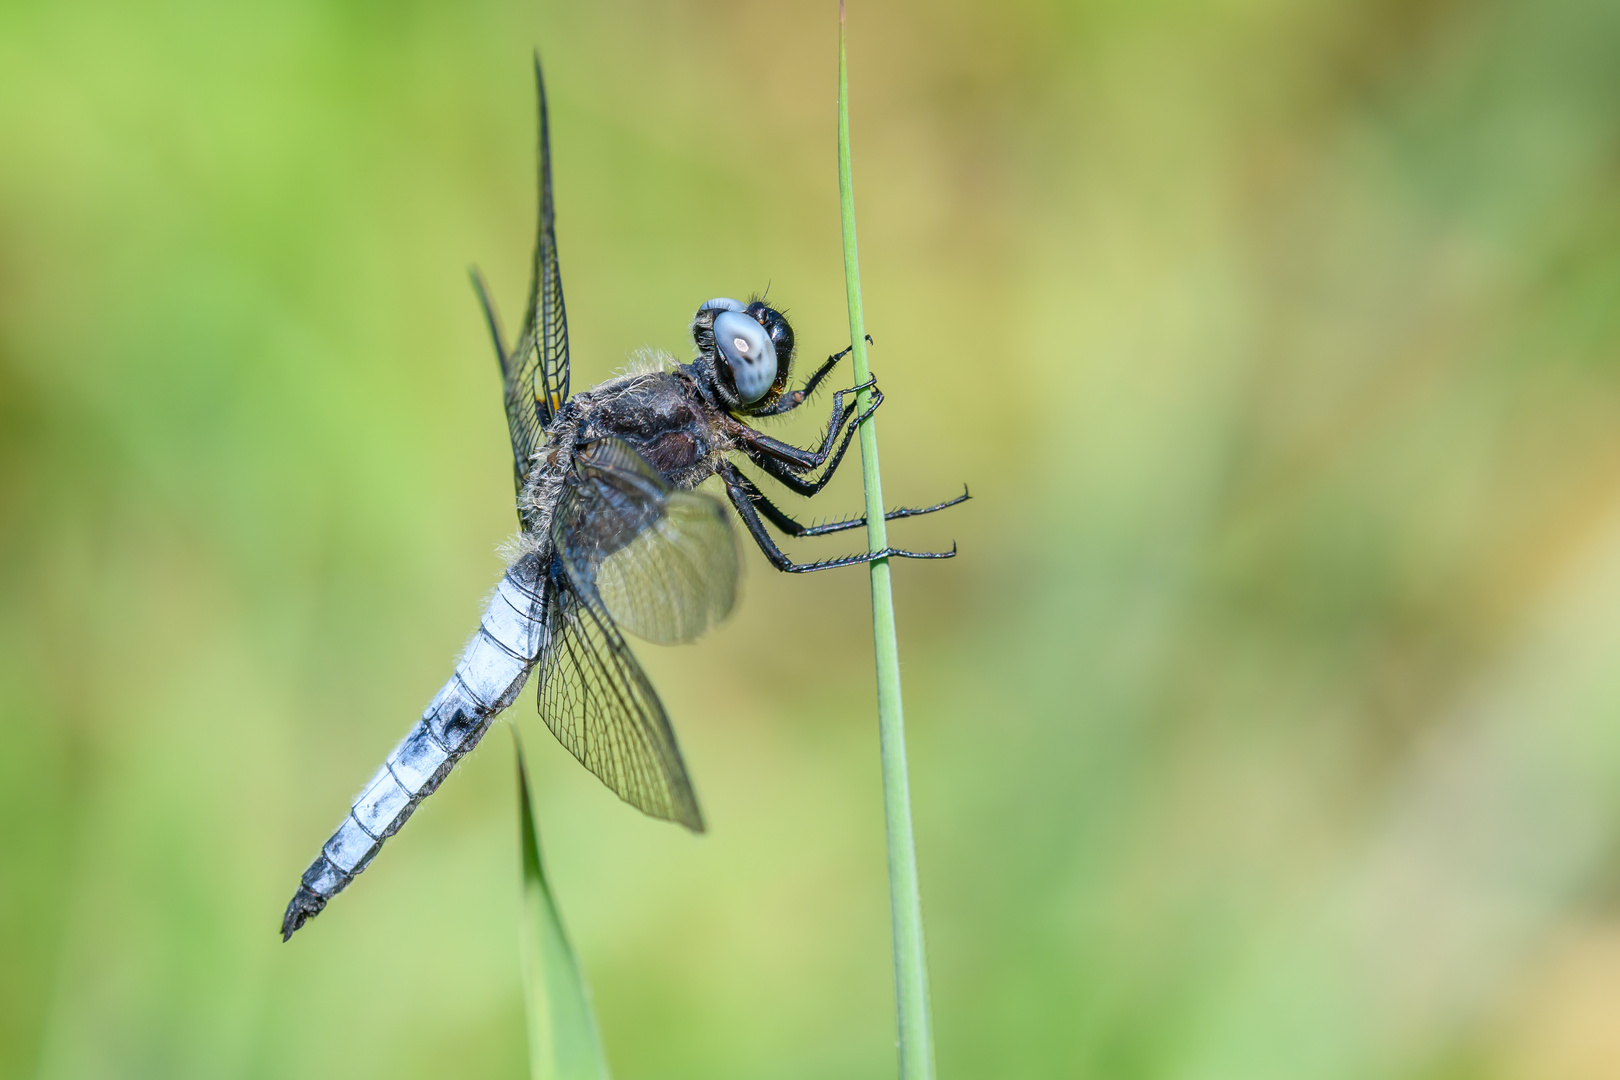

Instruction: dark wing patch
[537,562,705,832]
[554,439,738,645]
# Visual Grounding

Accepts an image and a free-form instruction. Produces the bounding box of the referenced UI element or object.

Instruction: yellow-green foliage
[516,734,610,1080]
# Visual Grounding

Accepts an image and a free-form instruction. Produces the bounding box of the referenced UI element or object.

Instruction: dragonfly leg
[749,335,872,418]
[719,461,969,537]
[729,376,878,473]
[722,467,957,572]
[730,381,882,497]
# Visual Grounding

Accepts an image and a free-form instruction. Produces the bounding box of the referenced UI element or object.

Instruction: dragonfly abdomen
[280,554,549,940]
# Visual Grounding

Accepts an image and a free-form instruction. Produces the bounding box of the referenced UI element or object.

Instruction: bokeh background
[5,0,1620,1076]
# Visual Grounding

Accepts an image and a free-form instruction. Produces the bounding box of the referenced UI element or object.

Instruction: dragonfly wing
[500,53,570,505]
[552,438,738,645]
[537,561,704,832]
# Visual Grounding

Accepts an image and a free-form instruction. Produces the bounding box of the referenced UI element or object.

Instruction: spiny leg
[742,396,872,497]
[750,335,873,418]
[721,467,956,573]
[727,376,879,474]
[720,461,969,537]
[732,384,882,499]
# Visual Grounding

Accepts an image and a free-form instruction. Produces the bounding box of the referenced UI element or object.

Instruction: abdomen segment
[280,553,549,940]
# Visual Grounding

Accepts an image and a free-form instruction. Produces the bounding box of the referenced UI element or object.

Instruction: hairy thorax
[515,362,733,549]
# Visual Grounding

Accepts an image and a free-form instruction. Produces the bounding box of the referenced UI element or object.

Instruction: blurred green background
[5,0,1620,1076]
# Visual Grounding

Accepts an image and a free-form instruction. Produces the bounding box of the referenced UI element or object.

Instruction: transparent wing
[553,439,738,646]
[497,54,570,504]
[538,559,705,832]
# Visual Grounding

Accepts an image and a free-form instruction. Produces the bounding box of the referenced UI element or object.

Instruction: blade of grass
[837,5,936,1078]
[515,731,612,1080]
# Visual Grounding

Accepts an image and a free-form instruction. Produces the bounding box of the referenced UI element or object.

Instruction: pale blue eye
[713,310,776,404]
[700,297,746,313]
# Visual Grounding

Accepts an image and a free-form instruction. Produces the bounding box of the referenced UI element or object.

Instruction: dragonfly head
[690,296,795,413]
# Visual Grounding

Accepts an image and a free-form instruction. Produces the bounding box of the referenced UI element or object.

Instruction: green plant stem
[838,7,935,1079]
[515,731,611,1080]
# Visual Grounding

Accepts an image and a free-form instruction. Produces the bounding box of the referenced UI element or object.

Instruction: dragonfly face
[278,55,966,941]
[690,297,797,411]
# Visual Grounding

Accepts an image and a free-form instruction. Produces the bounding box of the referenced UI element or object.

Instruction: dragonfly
[280,57,966,940]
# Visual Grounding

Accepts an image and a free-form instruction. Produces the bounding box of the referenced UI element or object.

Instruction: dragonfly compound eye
[713,309,776,404]
[699,297,747,313]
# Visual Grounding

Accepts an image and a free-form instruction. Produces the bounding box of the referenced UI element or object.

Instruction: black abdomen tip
[280,887,328,942]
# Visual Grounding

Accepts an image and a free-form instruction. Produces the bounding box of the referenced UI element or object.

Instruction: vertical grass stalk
[838,6,936,1078]
[515,731,612,1080]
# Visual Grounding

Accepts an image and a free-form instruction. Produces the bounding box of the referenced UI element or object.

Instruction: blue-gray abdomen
[280,552,549,939]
